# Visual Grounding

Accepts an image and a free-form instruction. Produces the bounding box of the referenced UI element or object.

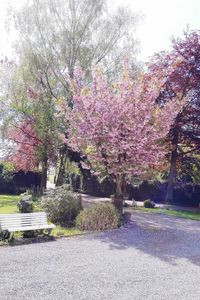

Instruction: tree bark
[40,156,48,193]
[165,129,179,203]
[56,144,68,186]
[113,175,126,215]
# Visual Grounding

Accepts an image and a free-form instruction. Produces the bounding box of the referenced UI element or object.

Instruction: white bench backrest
[0,212,48,230]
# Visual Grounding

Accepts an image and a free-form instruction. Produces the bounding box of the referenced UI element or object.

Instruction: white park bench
[0,212,55,240]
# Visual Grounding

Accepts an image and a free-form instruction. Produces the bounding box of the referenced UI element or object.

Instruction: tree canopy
[68,66,184,211]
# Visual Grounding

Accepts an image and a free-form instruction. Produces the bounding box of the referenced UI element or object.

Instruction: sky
[0,0,199,61]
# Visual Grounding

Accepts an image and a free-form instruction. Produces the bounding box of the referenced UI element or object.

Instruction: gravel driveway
[1,210,200,300]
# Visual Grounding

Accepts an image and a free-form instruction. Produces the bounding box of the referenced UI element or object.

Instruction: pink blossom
[69,65,184,182]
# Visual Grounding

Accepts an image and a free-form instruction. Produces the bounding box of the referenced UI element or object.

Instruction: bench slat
[1,222,49,227]
[1,216,47,220]
[0,217,47,220]
[0,219,47,224]
[1,217,47,220]
[1,220,47,224]
[0,211,46,217]
[1,220,48,224]
[0,214,46,220]
[0,216,47,220]
[1,225,52,230]
[7,224,56,232]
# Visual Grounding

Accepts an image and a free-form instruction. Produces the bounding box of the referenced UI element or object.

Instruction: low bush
[76,203,120,231]
[143,199,155,209]
[41,185,82,226]
[17,195,33,213]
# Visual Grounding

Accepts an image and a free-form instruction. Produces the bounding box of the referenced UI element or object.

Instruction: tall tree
[8,0,140,185]
[147,30,200,203]
[68,67,184,213]
[1,56,63,191]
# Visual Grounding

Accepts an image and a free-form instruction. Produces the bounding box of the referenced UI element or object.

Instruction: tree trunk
[166,129,179,203]
[40,156,48,193]
[56,145,68,186]
[113,175,126,215]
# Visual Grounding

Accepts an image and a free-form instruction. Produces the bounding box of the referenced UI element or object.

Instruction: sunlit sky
[0,0,199,61]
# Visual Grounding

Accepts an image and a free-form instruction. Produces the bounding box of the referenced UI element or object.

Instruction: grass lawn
[0,194,20,214]
[135,207,200,221]
[0,194,81,241]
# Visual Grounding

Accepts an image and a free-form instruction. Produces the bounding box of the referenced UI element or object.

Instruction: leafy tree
[7,0,140,186]
[148,30,200,202]
[1,57,63,190]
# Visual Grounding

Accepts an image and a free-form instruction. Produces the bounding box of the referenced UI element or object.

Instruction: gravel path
[1,210,200,300]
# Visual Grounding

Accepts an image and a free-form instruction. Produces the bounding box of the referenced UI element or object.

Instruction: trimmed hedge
[76,203,120,231]
[0,167,41,194]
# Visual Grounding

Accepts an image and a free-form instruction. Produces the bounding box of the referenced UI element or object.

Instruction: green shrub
[76,203,120,231]
[143,199,155,209]
[41,186,82,226]
[17,196,33,213]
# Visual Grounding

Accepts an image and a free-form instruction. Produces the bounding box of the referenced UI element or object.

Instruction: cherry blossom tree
[69,68,184,213]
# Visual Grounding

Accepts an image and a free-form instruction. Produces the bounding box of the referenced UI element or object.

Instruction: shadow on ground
[86,210,200,267]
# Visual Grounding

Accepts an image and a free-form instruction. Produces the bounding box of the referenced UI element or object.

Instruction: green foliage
[66,159,80,175]
[0,162,14,182]
[144,199,155,208]
[17,197,33,213]
[188,163,200,184]
[41,186,82,226]
[76,203,120,231]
